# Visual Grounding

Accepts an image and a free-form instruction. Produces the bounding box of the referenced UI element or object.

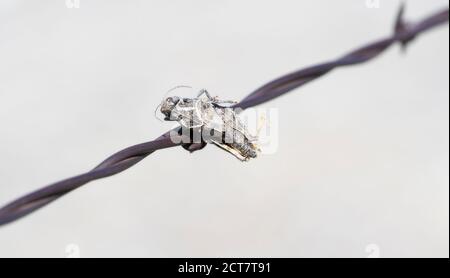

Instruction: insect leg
[256,113,266,137]
[215,100,238,105]
[197,89,213,100]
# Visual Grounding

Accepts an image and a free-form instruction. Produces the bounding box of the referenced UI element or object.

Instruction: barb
[0,6,448,226]
[234,4,449,110]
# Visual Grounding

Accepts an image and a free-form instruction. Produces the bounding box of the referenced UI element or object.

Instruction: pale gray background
[0,0,448,257]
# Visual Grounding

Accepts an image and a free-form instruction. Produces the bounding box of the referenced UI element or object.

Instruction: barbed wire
[0,5,448,226]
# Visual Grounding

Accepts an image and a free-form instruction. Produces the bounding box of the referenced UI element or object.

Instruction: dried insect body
[160,89,259,161]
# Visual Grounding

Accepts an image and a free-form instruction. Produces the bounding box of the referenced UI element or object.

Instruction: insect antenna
[165,85,193,95]
[154,103,164,122]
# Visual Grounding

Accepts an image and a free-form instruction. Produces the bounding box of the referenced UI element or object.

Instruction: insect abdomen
[229,140,257,160]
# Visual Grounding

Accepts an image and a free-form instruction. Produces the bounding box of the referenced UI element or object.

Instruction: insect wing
[219,107,257,142]
[197,100,227,133]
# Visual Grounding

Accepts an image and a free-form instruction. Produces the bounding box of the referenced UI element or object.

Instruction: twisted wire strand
[0,134,181,226]
[0,6,448,226]
[235,5,449,110]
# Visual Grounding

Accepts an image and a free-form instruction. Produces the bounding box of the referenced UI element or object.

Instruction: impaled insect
[158,89,259,161]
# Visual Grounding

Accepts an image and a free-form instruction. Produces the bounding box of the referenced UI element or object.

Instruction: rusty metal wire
[0,5,448,226]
